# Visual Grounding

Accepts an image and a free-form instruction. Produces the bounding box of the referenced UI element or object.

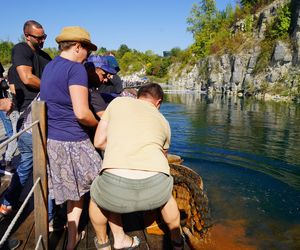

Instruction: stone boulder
[271,41,292,65]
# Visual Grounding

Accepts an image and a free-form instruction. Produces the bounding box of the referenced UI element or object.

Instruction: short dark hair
[58,41,77,51]
[137,83,164,101]
[23,20,43,34]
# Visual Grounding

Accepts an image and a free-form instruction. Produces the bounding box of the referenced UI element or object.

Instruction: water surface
[161,93,300,249]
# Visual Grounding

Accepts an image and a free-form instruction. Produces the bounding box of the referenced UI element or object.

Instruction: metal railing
[0,101,48,250]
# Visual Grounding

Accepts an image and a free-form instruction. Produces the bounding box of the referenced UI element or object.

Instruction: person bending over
[89,83,184,250]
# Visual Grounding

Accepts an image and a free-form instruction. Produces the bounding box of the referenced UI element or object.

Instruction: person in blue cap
[85,55,121,105]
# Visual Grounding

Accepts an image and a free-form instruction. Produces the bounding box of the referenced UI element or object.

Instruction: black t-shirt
[89,87,108,118]
[10,42,51,112]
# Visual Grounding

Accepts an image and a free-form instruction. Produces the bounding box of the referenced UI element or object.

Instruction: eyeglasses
[26,33,47,40]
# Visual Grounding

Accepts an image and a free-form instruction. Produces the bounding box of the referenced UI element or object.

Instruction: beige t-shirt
[101,97,171,175]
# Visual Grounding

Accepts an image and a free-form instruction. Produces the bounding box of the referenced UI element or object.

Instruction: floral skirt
[47,138,102,205]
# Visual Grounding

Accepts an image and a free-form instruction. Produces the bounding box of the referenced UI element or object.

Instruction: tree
[187,0,217,36]
[119,51,143,74]
[240,0,258,6]
[169,47,182,57]
[96,47,107,55]
[269,4,291,39]
[117,44,131,59]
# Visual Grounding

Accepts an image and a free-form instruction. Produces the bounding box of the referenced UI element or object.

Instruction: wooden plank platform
[0,165,193,249]
[0,181,190,249]
[1,214,189,249]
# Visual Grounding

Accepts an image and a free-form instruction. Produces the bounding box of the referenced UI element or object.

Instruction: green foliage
[253,39,275,74]
[43,47,59,59]
[240,0,275,10]
[114,43,195,80]
[259,81,271,96]
[190,27,212,58]
[146,57,172,78]
[268,4,292,39]
[187,0,217,36]
[0,40,14,65]
[187,0,246,58]
[186,0,286,61]
[119,51,144,74]
[116,44,131,59]
[240,0,258,6]
[244,14,254,32]
[169,47,182,58]
[269,83,287,96]
[96,47,108,55]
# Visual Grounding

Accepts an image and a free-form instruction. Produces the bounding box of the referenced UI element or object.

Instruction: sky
[1,0,236,56]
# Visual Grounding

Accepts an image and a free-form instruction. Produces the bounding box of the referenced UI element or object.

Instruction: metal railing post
[32,101,48,250]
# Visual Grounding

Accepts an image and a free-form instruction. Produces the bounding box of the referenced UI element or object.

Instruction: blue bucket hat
[86,55,117,74]
[105,55,120,72]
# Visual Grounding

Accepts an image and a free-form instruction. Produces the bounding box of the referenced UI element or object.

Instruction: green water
[161,93,300,250]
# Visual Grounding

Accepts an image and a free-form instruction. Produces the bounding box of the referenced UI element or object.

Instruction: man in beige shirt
[89,83,183,250]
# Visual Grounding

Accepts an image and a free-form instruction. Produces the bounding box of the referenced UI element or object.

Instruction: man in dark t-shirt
[11,42,51,112]
[9,20,51,113]
[0,20,51,222]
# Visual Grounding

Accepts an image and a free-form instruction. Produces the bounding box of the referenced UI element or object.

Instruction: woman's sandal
[114,236,140,250]
[94,237,111,249]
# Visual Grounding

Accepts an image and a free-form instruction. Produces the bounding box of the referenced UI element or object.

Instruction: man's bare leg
[161,196,184,249]
[89,200,110,249]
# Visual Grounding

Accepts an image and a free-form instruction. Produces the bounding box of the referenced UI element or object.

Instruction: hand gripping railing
[0,101,48,250]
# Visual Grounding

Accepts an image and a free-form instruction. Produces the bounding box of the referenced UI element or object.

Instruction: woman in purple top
[40,26,101,250]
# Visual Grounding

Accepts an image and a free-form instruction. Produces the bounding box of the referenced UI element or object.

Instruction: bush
[268,4,292,39]
[43,47,59,59]
[0,41,14,65]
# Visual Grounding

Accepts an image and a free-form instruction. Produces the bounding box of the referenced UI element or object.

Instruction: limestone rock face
[169,0,300,99]
[231,57,244,86]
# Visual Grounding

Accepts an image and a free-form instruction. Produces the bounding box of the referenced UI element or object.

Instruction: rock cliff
[168,0,300,101]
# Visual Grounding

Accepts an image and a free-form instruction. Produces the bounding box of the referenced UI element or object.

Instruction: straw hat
[55,26,97,51]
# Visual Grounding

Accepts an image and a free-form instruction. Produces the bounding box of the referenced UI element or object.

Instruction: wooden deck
[0,175,190,250]
[0,192,189,249]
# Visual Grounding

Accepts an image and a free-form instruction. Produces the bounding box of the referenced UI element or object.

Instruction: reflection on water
[161,93,300,249]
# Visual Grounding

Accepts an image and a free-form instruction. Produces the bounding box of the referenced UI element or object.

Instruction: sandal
[114,236,140,250]
[94,237,111,249]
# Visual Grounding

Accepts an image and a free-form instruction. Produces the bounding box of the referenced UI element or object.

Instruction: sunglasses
[26,33,47,40]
